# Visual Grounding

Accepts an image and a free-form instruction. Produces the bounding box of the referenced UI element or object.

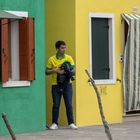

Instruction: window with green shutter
[89,13,115,84]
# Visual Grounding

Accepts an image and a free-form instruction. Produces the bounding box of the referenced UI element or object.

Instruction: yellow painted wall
[75,0,140,126]
[45,0,75,126]
[45,0,140,127]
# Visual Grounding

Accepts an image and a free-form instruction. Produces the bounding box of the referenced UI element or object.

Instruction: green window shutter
[91,18,109,79]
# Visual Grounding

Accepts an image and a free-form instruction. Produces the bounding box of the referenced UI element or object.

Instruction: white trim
[89,13,114,18]
[3,80,30,88]
[89,13,116,85]
[2,10,30,88]
[94,79,116,85]
[89,14,92,73]
[5,10,28,18]
[122,19,126,114]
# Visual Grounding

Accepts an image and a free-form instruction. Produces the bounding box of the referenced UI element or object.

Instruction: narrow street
[1,120,140,140]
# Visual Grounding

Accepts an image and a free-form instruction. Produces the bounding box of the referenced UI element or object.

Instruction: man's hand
[46,67,64,75]
[54,68,65,74]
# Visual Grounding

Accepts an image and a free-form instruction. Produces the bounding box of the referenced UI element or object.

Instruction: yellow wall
[45,0,75,126]
[75,0,140,126]
[45,0,140,127]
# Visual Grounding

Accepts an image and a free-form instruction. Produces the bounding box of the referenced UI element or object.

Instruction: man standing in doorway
[46,40,78,130]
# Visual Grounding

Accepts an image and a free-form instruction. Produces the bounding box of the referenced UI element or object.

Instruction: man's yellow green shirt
[47,54,75,85]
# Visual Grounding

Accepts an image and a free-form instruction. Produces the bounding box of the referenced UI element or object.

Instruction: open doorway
[122,14,140,115]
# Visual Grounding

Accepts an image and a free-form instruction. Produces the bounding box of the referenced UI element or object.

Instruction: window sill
[2,80,30,87]
[89,79,116,85]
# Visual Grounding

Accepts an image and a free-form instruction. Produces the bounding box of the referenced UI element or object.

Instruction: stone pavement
[0,120,140,140]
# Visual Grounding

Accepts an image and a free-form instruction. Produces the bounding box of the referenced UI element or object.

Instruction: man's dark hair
[55,40,66,49]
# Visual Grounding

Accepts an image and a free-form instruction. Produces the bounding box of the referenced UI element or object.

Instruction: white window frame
[89,13,116,84]
[1,10,31,87]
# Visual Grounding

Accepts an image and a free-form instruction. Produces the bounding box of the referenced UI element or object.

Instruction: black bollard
[2,112,16,140]
[85,70,113,140]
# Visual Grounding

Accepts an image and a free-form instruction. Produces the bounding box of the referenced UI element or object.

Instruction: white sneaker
[49,123,58,130]
[68,123,78,129]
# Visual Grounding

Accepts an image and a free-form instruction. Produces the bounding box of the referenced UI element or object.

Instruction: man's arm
[45,68,64,75]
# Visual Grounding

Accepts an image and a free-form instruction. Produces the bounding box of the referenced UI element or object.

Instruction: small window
[89,13,115,84]
[0,11,35,87]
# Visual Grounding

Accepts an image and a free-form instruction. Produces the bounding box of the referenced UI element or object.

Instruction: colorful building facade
[0,0,46,135]
[46,0,140,127]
